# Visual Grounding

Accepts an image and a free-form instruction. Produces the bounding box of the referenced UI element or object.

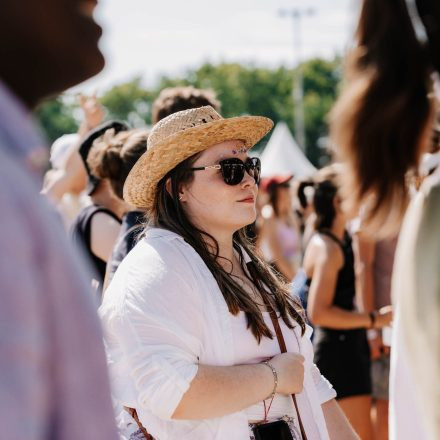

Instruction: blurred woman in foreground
[330,1,440,438]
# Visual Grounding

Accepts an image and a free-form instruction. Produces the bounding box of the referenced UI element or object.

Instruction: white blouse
[230,311,333,439]
[99,228,336,440]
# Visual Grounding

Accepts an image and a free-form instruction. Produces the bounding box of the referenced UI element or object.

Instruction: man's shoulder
[0,148,53,233]
[0,147,86,270]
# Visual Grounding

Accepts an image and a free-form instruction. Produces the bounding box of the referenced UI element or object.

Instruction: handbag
[252,419,295,440]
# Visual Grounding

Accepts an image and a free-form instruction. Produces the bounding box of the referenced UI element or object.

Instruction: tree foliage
[100,77,153,127]
[35,58,341,165]
[34,96,78,144]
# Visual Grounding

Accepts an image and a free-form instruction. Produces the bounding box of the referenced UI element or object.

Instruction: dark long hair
[151,155,305,342]
[302,166,339,231]
[330,0,434,237]
[313,181,337,231]
[297,179,316,211]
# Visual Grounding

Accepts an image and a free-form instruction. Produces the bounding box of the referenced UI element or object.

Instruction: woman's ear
[165,177,172,197]
[166,177,187,202]
[178,186,187,203]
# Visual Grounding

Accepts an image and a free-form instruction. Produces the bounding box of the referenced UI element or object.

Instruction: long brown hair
[151,155,305,342]
[330,0,434,237]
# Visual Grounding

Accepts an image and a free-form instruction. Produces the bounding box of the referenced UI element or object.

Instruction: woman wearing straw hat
[99,106,357,440]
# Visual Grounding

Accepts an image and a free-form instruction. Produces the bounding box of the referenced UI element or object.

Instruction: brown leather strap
[267,307,309,440]
[124,407,154,440]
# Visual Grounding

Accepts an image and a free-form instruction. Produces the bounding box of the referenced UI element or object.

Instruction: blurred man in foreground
[0,0,118,438]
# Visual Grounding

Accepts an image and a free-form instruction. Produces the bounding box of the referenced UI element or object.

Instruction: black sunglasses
[191,157,261,186]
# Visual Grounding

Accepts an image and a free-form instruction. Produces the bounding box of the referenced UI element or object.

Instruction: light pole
[279,7,315,154]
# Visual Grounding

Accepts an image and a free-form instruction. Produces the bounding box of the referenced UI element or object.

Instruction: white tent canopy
[260,122,316,178]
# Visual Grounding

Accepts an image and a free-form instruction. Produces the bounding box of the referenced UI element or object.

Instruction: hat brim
[123,115,273,211]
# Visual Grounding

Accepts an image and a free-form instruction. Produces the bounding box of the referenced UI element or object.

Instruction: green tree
[34,59,342,166]
[302,57,342,165]
[34,96,78,144]
[156,58,341,163]
[100,77,154,127]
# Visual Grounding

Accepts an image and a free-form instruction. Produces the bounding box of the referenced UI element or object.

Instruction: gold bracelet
[262,360,278,400]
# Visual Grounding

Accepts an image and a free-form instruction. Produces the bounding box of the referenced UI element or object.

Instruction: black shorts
[313,328,371,399]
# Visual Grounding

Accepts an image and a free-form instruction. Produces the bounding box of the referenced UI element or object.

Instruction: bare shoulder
[304,233,344,271]
[91,211,120,228]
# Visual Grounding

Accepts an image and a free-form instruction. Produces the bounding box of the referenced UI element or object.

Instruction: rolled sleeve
[311,362,337,404]
[111,246,204,420]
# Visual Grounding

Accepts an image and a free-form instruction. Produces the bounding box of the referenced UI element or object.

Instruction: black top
[300,230,356,314]
[70,204,121,293]
[310,230,371,399]
[315,230,356,311]
[106,210,145,286]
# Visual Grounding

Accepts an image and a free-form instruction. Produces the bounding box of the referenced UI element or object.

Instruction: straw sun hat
[123,106,273,212]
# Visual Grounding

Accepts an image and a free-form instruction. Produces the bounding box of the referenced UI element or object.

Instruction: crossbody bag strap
[124,407,154,440]
[267,308,309,440]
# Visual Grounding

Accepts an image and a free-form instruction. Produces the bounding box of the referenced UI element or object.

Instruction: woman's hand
[270,352,305,395]
[374,305,393,328]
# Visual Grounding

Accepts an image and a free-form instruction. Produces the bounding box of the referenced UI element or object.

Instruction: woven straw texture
[123,106,273,212]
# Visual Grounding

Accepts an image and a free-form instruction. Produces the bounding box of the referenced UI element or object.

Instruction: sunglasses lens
[221,162,245,185]
[249,158,261,184]
[220,158,261,185]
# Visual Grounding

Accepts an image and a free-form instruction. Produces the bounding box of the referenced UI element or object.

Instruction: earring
[178,195,183,201]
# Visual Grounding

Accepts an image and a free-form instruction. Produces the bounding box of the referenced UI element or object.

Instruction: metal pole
[292,10,306,153]
[279,8,315,154]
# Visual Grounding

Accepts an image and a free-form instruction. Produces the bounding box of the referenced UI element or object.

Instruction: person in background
[0,0,118,438]
[100,106,358,440]
[42,133,83,228]
[330,1,440,438]
[301,166,392,440]
[70,121,130,296]
[353,230,397,440]
[100,129,149,288]
[152,85,221,124]
[295,178,316,249]
[42,94,105,211]
[259,175,302,282]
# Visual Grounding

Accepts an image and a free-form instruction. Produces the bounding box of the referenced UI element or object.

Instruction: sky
[71,0,359,95]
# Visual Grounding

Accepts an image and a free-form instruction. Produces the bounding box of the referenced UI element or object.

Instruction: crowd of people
[1,0,440,439]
